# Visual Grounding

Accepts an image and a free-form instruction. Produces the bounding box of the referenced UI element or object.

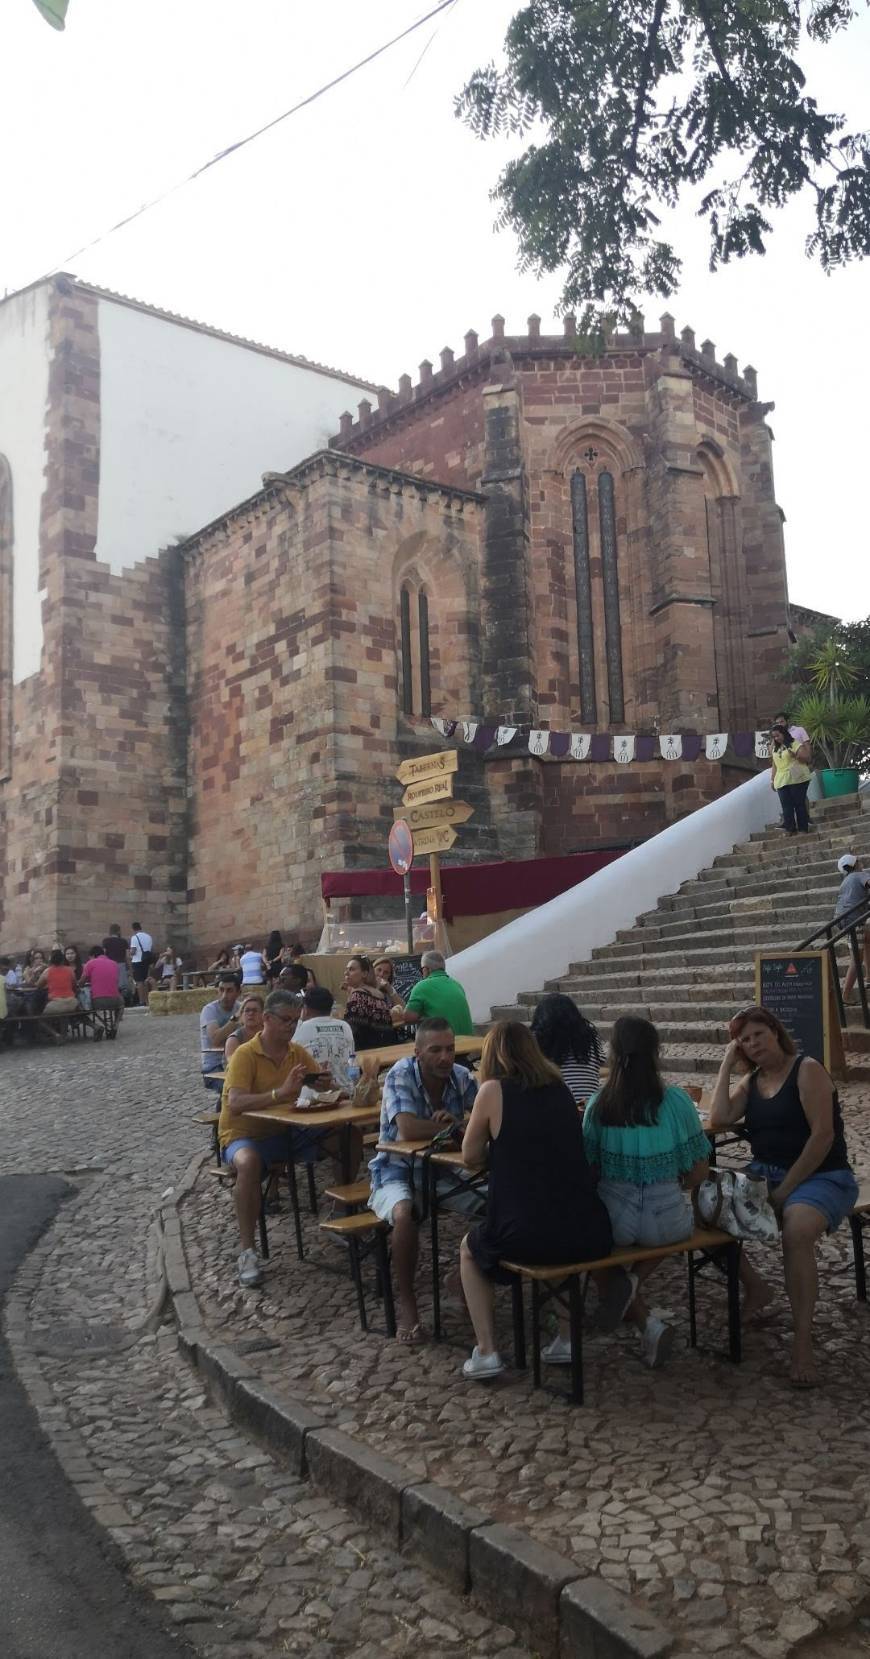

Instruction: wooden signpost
[390,749,472,953]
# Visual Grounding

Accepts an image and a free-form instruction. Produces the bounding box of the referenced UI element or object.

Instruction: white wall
[95,298,369,572]
[451,771,782,1021]
[0,285,50,683]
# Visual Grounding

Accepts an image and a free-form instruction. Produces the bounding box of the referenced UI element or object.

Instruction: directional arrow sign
[410,823,458,856]
[395,749,458,785]
[393,800,474,831]
[402,774,455,808]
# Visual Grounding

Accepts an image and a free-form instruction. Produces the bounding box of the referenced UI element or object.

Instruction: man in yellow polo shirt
[221,988,321,1287]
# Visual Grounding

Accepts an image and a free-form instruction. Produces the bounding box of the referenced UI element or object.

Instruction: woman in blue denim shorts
[709,1005,858,1390]
[582,1017,711,1370]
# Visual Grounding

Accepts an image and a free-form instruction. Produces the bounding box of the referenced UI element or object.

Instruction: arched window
[0,455,12,782]
[398,580,433,717]
[570,461,625,724]
[598,470,625,724]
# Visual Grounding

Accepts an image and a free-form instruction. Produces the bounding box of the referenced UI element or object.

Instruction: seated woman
[582,1016,710,1370]
[36,948,80,1016]
[531,992,603,1106]
[289,943,317,988]
[262,930,284,986]
[224,994,265,1063]
[458,1020,615,1380]
[208,947,233,979]
[709,1005,858,1389]
[342,954,396,1051]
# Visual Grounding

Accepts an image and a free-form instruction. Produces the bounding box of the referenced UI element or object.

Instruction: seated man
[200,972,240,1093]
[220,988,323,1287]
[80,944,124,1021]
[368,1017,480,1342]
[295,985,357,1094]
[393,950,474,1037]
[278,963,309,997]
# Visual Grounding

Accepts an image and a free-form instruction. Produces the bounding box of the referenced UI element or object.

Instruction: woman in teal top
[583,1016,710,1369]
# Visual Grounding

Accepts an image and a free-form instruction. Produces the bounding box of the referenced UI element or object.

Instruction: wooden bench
[500,1227,741,1405]
[193,1110,221,1165]
[848,1182,870,1299]
[319,1211,396,1336]
[323,1178,371,1210]
[204,1156,312,1264]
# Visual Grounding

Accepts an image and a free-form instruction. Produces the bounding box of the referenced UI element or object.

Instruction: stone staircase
[492,793,870,1083]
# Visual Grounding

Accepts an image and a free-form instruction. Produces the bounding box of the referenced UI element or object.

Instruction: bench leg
[568,1276,584,1406]
[510,1278,526,1370]
[850,1215,867,1302]
[725,1242,742,1363]
[687,1252,698,1349]
[374,1229,396,1337]
[306,1162,318,1217]
[531,1281,542,1388]
[286,1160,304,1262]
[429,1159,442,1341]
[258,1193,269,1260]
[349,1238,367,1332]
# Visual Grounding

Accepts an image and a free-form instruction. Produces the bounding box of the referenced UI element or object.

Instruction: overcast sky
[2,0,868,621]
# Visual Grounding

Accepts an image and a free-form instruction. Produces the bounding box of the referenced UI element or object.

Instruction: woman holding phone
[709,1006,857,1388]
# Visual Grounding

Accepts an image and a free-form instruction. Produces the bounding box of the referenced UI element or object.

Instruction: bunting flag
[421,715,778,761]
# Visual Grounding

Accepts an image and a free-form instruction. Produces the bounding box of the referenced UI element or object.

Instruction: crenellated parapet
[330,311,761,452]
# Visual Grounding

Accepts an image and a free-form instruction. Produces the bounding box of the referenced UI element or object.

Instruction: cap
[838,854,857,874]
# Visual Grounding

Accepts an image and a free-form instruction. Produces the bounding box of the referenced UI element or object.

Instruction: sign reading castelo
[0,280,796,952]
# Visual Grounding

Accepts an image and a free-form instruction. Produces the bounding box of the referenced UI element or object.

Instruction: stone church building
[0,277,793,951]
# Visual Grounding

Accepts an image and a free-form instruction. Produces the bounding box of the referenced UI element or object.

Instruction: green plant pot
[820,768,860,798]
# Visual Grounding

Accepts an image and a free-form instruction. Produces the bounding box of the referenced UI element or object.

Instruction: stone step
[554,964,756,993]
[591,923,843,962]
[710,832,870,871]
[670,866,847,904]
[568,939,854,977]
[650,880,843,922]
[617,902,832,944]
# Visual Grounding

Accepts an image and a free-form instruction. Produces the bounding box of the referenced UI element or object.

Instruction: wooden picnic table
[246,1101,380,1185]
[359,1034,483,1072]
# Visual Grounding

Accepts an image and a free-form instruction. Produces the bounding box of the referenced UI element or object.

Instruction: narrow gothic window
[418,590,431,717]
[400,586,413,716]
[0,456,12,781]
[571,469,597,723]
[598,470,625,723]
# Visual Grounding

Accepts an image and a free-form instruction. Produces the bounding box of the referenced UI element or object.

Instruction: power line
[32,0,458,281]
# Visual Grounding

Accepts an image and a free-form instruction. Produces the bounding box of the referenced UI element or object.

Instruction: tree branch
[627,0,669,173]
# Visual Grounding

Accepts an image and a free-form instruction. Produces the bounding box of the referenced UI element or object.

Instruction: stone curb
[168,1171,675,1659]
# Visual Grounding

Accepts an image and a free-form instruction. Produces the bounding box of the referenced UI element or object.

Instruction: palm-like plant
[793,693,870,771]
[806,640,859,706]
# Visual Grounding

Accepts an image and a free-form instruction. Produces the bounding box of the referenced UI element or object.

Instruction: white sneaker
[541,1333,573,1366]
[462,1346,504,1379]
[237,1248,264,1288]
[641,1315,674,1369]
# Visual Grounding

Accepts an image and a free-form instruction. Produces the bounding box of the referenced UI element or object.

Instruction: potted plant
[793,692,870,797]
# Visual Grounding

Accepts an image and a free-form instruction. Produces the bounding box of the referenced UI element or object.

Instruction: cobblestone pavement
[3,1018,529,1658]
[175,1033,870,1659]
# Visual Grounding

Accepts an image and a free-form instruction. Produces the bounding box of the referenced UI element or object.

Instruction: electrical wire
[32,0,458,281]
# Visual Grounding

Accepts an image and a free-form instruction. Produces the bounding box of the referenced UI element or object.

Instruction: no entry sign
[388,818,414,876]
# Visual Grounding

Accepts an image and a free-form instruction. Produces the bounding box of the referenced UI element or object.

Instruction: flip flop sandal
[397,1323,428,1345]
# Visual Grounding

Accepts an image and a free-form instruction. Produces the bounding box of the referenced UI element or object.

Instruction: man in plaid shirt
[368,1018,480,1342]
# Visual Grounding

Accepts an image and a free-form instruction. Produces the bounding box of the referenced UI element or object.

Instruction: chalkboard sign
[755,951,829,1069]
[390,955,423,999]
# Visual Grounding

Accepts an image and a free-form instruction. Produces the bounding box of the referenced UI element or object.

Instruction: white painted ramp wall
[451,772,780,1023]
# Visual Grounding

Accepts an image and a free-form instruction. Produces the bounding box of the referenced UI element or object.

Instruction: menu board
[755,951,829,1068]
[390,954,423,999]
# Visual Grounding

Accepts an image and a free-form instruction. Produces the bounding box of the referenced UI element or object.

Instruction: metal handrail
[798,893,870,1031]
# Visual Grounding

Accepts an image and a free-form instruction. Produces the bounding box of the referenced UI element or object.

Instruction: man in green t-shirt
[396,951,474,1036]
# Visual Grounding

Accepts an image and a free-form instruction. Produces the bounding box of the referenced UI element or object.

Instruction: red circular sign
[388,818,414,875]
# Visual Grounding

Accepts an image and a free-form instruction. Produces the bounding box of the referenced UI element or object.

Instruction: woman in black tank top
[457,1021,613,1380]
[709,1005,858,1389]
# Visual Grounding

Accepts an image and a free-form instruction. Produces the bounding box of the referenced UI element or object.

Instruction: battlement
[329,312,760,451]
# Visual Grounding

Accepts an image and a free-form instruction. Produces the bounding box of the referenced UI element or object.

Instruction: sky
[1,0,868,621]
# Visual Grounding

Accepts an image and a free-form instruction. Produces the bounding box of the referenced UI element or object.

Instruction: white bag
[693,1169,778,1243]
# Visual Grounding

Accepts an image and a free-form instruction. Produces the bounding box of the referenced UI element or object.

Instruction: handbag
[692,1169,778,1243]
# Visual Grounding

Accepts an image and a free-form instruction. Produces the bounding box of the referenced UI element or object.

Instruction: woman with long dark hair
[531,993,602,1105]
[341,955,395,1050]
[262,931,284,985]
[582,1016,710,1369]
[710,1005,857,1388]
[459,1020,615,1379]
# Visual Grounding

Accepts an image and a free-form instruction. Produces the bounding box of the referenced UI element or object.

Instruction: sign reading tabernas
[393,800,475,831]
[395,749,459,784]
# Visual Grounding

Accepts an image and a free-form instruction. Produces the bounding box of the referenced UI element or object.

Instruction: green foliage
[786,615,870,708]
[793,692,870,770]
[456,1,870,322]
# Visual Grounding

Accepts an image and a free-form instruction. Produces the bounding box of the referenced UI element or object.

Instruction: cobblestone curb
[166,1175,675,1659]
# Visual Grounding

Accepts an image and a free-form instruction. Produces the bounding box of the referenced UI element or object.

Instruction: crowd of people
[0,921,172,1033]
[205,897,863,1393]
